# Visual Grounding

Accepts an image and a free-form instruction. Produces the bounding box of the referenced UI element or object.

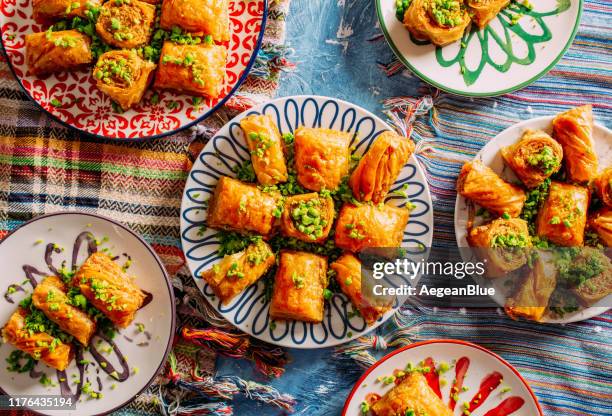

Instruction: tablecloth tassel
[251,44,296,79]
[377,58,404,77]
[382,95,434,138]
[181,327,289,378]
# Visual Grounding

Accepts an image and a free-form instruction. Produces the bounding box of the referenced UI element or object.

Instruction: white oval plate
[455,116,612,323]
[0,1,267,140]
[342,339,542,416]
[0,212,175,416]
[376,0,582,97]
[180,95,434,348]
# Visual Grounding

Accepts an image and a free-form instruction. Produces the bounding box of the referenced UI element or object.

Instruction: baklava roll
[240,114,288,185]
[505,251,558,322]
[330,253,392,325]
[95,0,156,49]
[269,250,327,323]
[72,253,146,328]
[570,248,612,306]
[593,167,612,208]
[457,160,526,218]
[552,105,598,183]
[536,181,589,246]
[335,203,410,253]
[467,218,531,278]
[200,241,275,305]
[160,0,229,41]
[93,50,157,111]
[154,41,227,98]
[2,308,74,371]
[403,0,471,46]
[500,129,563,188]
[371,372,453,416]
[207,176,279,237]
[32,0,103,24]
[280,193,334,243]
[32,276,96,346]
[25,30,93,76]
[466,0,510,28]
[590,208,612,247]
[293,127,351,192]
[349,131,415,203]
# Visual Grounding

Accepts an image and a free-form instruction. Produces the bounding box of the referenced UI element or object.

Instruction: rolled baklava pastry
[457,160,526,218]
[466,0,510,28]
[536,181,589,246]
[403,0,471,46]
[269,250,327,323]
[505,251,558,322]
[200,241,275,305]
[25,30,93,76]
[370,372,453,416]
[589,208,612,247]
[280,193,334,243]
[95,0,156,49]
[93,50,156,111]
[2,308,74,371]
[207,176,279,237]
[335,203,410,252]
[552,105,598,183]
[467,217,531,278]
[32,0,103,24]
[570,248,612,306]
[330,253,392,325]
[500,129,563,188]
[240,114,288,185]
[160,0,229,41]
[349,131,415,203]
[154,41,227,98]
[593,167,612,208]
[32,276,96,346]
[72,252,146,328]
[293,127,351,192]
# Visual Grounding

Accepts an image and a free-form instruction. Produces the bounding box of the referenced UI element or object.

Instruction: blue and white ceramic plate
[180,95,434,348]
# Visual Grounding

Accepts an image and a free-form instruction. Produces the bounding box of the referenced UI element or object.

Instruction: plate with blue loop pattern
[180,95,433,348]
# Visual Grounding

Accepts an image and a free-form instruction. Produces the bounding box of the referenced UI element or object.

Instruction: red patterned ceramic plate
[0,0,267,140]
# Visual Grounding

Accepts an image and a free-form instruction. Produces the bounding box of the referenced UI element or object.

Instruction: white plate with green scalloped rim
[376,0,582,97]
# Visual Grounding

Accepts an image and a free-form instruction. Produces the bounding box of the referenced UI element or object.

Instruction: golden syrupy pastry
[240,114,288,185]
[457,160,526,218]
[280,193,334,243]
[160,0,230,41]
[403,0,471,46]
[72,252,146,328]
[95,0,156,49]
[466,0,510,28]
[32,0,103,24]
[349,131,415,203]
[536,181,589,246]
[593,167,612,208]
[589,207,612,247]
[25,30,93,76]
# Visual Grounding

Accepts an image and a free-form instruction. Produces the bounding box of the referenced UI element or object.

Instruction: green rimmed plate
[376,0,582,97]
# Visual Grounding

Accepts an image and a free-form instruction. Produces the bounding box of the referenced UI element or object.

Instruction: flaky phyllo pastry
[25,30,93,76]
[73,252,146,328]
[457,160,526,218]
[593,167,612,208]
[590,208,612,247]
[466,0,510,28]
[95,0,156,49]
[468,217,531,278]
[501,129,563,189]
[349,131,415,203]
[32,276,96,346]
[94,50,157,111]
[371,372,453,416]
[505,251,558,322]
[2,308,74,371]
[552,105,598,183]
[160,0,230,42]
[403,0,471,46]
[32,0,103,24]
[200,241,275,304]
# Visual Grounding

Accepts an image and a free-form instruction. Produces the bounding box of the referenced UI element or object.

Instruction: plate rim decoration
[375,0,583,97]
[454,115,612,324]
[0,0,268,142]
[341,339,544,416]
[180,94,434,349]
[0,211,176,416]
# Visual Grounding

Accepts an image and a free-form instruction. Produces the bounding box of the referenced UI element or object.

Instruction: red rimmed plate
[0,0,267,140]
[343,339,542,416]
